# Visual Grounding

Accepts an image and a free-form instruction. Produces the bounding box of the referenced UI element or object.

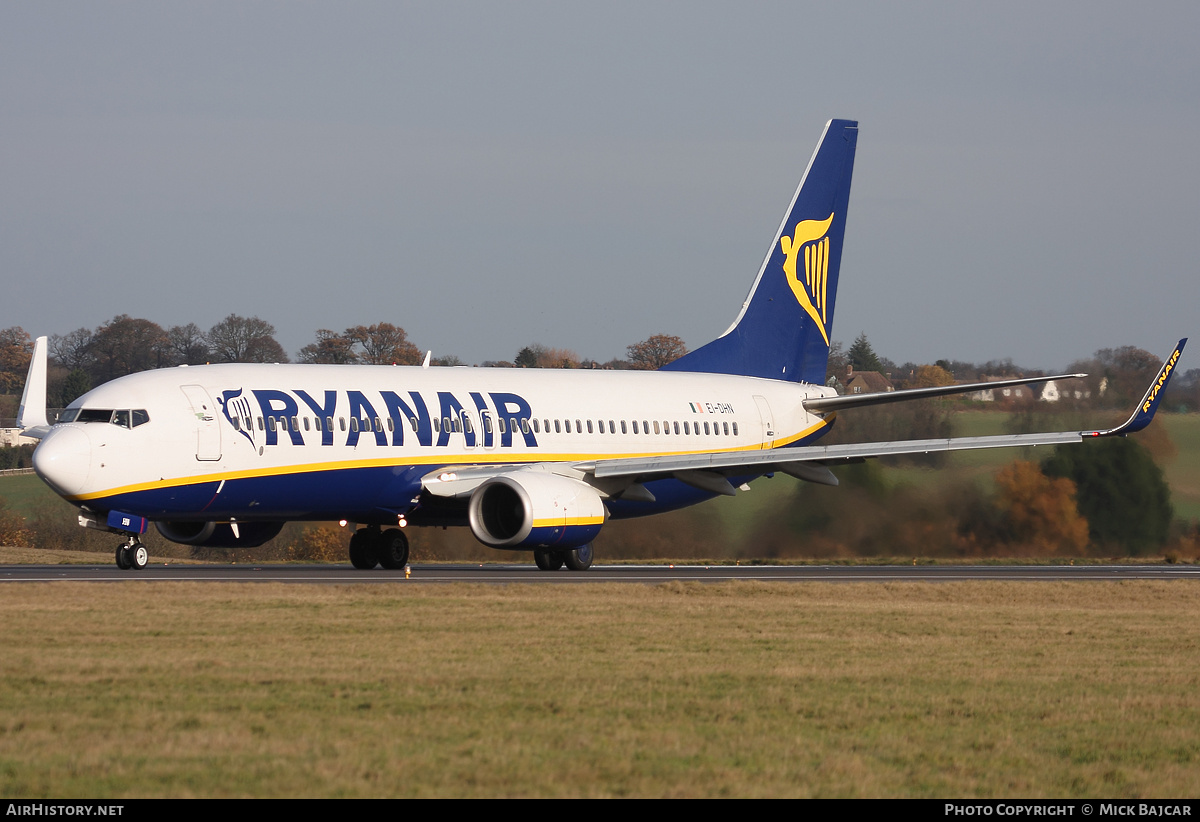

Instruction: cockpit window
[57,408,150,428]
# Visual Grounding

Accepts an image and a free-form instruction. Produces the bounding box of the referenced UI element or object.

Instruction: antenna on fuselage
[422,350,432,369]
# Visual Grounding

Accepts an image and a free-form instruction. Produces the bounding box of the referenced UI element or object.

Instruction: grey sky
[2,1,1197,371]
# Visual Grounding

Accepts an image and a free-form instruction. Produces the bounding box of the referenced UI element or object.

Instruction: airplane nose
[33,426,93,497]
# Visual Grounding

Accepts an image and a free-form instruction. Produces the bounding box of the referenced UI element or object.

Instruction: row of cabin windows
[231,414,740,438]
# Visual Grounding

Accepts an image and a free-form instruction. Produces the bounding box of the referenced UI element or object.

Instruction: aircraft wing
[802,372,1087,412]
[580,339,1187,486]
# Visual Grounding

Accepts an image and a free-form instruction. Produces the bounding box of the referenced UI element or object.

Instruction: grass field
[1,580,1198,798]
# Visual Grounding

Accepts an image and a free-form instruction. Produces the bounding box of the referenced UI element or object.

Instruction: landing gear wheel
[129,542,148,570]
[377,528,410,570]
[348,529,378,570]
[534,550,564,571]
[116,544,132,570]
[563,543,594,571]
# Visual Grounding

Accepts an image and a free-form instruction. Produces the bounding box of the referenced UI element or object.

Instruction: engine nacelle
[155,520,285,548]
[468,471,606,549]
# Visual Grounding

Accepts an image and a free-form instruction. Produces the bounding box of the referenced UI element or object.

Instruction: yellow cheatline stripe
[65,417,831,502]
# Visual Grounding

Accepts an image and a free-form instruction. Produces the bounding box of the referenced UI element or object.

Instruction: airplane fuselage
[34,364,835,528]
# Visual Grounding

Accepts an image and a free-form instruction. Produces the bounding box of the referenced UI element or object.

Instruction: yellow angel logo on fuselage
[779,213,835,347]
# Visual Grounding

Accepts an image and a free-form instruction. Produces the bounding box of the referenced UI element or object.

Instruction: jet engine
[467,471,605,549]
[155,520,285,547]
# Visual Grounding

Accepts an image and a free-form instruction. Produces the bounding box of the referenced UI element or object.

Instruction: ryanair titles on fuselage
[218,387,539,451]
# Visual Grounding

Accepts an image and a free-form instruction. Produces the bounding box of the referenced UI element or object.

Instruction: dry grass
[1,581,1198,798]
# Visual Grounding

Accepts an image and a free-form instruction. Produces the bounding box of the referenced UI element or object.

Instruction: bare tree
[49,328,94,373]
[626,334,688,370]
[207,315,288,363]
[165,323,211,366]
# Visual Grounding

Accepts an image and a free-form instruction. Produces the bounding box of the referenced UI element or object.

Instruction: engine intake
[468,472,605,549]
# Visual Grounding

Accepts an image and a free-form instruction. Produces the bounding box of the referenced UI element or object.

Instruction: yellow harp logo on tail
[780,213,835,347]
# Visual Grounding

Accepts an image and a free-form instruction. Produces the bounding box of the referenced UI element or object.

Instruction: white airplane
[16,119,1186,571]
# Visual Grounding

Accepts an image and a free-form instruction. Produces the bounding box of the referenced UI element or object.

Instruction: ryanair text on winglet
[1143,347,1182,413]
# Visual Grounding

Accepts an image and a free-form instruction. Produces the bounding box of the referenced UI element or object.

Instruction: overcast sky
[2,1,1197,371]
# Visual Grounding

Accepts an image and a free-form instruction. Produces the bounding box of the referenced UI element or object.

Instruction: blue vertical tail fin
[663,119,858,383]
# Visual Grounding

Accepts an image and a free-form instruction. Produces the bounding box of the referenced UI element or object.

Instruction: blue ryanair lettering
[490,392,537,448]
[347,391,387,447]
[295,389,337,446]
[437,392,475,447]
[252,389,302,446]
[232,387,536,450]
[381,390,433,446]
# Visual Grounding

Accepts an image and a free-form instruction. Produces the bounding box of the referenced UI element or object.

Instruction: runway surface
[3,563,1199,584]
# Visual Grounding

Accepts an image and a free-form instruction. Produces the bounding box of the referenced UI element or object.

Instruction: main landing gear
[348,527,410,570]
[115,537,148,571]
[534,543,593,572]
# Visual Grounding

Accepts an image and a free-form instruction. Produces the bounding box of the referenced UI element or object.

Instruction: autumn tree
[993,461,1089,555]
[86,315,169,384]
[514,344,580,368]
[207,315,288,363]
[298,329,358,364]
[346,323,421,365]
[0,327,33,394]
[909,364,955,388]
[626,334,688,370]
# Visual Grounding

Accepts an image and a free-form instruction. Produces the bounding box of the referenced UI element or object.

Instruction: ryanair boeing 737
[16,120,1186,571]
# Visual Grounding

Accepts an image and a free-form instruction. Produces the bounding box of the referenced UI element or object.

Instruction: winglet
[1086,339,1187,438]
[17,335,50,438]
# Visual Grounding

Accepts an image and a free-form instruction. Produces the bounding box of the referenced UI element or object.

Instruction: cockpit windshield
[58,408,150,428]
